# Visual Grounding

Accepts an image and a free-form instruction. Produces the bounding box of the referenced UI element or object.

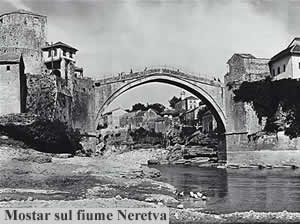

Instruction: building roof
[269,38,300,64]
[0,9,46,18]
[75,66,83,72]
[184,96,198,101]
[236,53,256,59]
[103,107,126,116]
[0,52,20,64]
[42,41,78,52]
[227,53,256,64]
[161,109,178,115]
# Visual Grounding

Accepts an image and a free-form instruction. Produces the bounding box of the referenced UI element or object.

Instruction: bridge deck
[94,68,224,88]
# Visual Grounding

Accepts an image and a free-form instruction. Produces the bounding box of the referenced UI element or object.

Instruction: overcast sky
[1,0,298,110]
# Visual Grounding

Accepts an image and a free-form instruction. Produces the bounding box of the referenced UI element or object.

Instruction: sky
[0,0,298,110]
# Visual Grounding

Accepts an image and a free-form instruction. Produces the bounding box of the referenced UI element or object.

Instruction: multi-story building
[42,42,79,83]
[174,96,201,112]
[269,37,300,80]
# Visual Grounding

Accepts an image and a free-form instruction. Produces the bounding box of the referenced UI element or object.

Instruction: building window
[63,50,66,56]
[70,52,73,58]
[54,49,57,56]
[6,65,10,71]
[299,62,300,69]
[277,66,280,74]
[48,50,51,57]
[283,64,286,72]
[272,69,275,76]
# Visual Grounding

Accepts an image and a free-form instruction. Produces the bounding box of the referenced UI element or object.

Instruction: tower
[0,9,47,74]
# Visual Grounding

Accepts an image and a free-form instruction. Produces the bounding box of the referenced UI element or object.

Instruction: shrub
[0,118,82,154]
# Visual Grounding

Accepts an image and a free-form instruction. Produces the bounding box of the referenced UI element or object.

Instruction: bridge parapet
[95,67,224,88]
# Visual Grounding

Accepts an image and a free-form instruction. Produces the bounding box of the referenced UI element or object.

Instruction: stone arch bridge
[94,67,226,133]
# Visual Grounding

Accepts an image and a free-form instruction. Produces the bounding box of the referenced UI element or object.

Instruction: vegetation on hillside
[234,77,300,138]
[169,96,181,109]
[130,103,166,114]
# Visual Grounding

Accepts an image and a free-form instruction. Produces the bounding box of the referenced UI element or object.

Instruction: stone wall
[72,77,95,133]
[225,54,270,151]
[0,63,23,115]
[26,73,57,119]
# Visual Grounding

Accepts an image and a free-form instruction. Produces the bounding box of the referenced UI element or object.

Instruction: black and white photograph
[1,0,300,223]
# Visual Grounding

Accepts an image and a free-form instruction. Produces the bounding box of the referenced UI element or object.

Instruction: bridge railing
[95,65,223,87]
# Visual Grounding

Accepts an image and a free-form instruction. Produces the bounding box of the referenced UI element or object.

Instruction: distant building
[174,96,201,112]
[161,109,179,119]
[181,107,200,126]
[269,37,300,80]
[202,110,217,133]
[119,108,172,133]
[153,117,172,133]
[100,108,127,129]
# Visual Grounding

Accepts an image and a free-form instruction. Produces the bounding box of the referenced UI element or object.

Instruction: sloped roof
[227,53,256,64]
[135,110,146,117]
[42,41,78,52]
[0,9,46,18]
[269,45,300,64]
[237,53,256,59]
[161,109,178,115]
[0,52,20,63]
[269,37,300,64]
[184,96,198,100]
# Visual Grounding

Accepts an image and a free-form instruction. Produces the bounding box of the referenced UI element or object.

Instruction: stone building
[119,108,160,130]
[99,108,127,130]
[42,41,78,83]
[269,37,300,80]
[225,53,270,150]
[202,110,217,133]
[0,53,25,115]
[0,9,47,74]
[174,96,201,112]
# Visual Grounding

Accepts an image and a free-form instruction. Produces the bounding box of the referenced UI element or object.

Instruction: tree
[234,77,300,139]
[147,103,166,114]
[169,96,181,109]
[131,103,147,112]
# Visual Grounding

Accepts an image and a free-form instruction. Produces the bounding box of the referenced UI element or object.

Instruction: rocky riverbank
[1,137,300,223]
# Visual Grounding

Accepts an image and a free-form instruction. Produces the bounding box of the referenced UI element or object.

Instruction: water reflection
[151,165,300,213]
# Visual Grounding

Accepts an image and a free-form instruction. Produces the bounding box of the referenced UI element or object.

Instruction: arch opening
[96,73,227,161]
[96,74,226,133]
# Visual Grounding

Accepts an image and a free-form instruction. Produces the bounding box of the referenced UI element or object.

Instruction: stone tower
[0,9,47,74]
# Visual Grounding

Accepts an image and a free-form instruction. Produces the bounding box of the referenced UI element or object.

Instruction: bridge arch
[95,70,226,133]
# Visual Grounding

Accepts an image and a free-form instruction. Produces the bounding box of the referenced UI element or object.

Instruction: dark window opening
[48,50,51,57]
[63,50,66,56]
[277,67,280,74]
[272,69,275,76]
[54,49,57,56]
[283,64,286,72]
[70,53,73,58]
[0,18,3,24]
[6,65,10,71]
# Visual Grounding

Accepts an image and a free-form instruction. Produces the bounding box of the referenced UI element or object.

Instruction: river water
[150,165,300,214]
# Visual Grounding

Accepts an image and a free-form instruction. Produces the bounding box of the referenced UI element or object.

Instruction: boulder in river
[147,159,160,165]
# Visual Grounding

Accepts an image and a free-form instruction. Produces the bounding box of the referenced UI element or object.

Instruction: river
[149,164,300,214]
